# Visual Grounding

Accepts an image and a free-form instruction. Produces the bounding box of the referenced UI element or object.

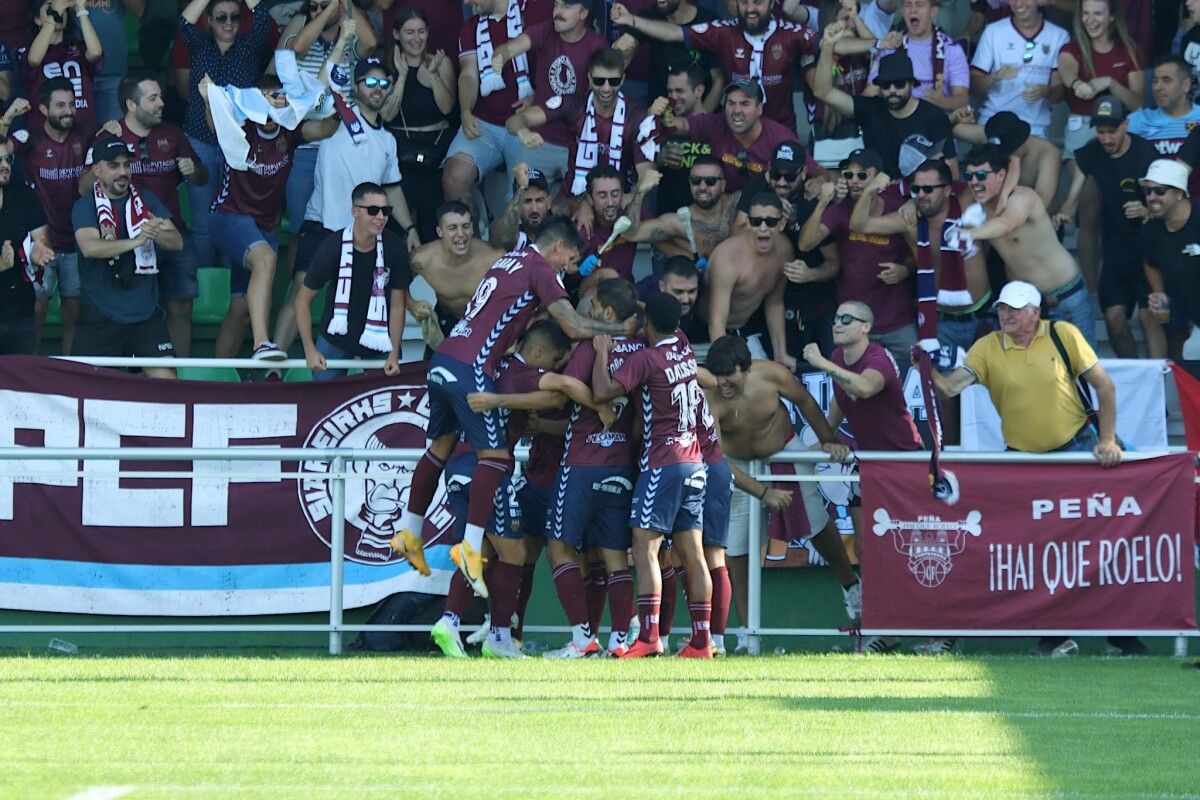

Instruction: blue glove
[579,254,599,276]
[695,257,708,274]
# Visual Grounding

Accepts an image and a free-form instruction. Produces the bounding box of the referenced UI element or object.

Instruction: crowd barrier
[0,357,1192,658]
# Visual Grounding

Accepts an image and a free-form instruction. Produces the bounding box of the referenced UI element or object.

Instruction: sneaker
[860,635,900,654]
[251,341,287,361]
[465,614,490,646]
[617,638,664,658]
[843,581,862,622]
[389,529,431,577]
[430,618,468,659]
[1107,636,1149,656]
[449,541,488,598]
[481,637,525,659]
[676,642,714,659]
[543,639,600,659]
[912,637,958,655]
[1030,637,1078,658]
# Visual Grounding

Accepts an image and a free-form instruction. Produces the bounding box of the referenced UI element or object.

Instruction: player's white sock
[401,511,423,535]
[491,625,512,645]
[464,524,485,551]
[442,611,460,630]
[571,623,593,648]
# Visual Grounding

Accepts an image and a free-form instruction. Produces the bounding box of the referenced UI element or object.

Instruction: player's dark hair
[39,77,75,108]
[352,182,386,204]
[118,72,159,113]
[745,192,783,214]
[689,154,723,173]
[256,73,284,92]
[585,164,623,195]
[535,215,584,252]
[523,318,572,353]
[644,291,682,336]
[963,145,1008,174]
[206,0,240,16]
[435,200,472,226]
[1153,53,1192,80]
[661,256,699,282]
[595,278,638,320]
[913,159,953,185]
[667,63,709,93]
[588,47,625,76]
[706,335,752,376]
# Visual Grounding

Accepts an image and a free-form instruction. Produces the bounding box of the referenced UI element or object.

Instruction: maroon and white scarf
[94,181,157,274]
[571,93,626,195]
[327,226,391,352]
[476,0,533,99]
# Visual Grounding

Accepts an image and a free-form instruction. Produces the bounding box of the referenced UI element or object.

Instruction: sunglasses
[355,204,393,217]
[689,176,721,186]
[841,170,869,181]
[310,1,331,10]
[0,154,14,165]
[771,170,799,183]
[833,313,868,325]
[359,76,392,89]
[877,79,908,91]
[590,75,622,87]
[910,183,947,195]
[1143,186,1171,197]
[748,215,781,228]
[965,169,994,182]
[1023,39,1035,64]
[213,12,242,23]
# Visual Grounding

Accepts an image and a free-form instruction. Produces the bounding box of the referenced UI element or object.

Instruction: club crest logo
[872,509,982,587]
[298,387,448,564]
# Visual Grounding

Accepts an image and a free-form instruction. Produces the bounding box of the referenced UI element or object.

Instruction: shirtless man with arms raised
[408,201,501,340]
[624,157,740,263]
[706,192,795,368]
[701,335,859,649]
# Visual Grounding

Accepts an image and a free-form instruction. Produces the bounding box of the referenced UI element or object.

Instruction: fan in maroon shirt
[19,0,103,134]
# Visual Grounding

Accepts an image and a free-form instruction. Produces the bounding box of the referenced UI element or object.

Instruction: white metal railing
[0,446,1194,657]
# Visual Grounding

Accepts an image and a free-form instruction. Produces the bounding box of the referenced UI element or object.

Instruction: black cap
[92,138,134,164]
[873,52,915,86]
[721,77,764,103]
[1091,95,1127,127]
[516,166,550,194]
[354,56,386,81]
[842,147,884,173]
[984,111,1031,155]
[771,140,806,168]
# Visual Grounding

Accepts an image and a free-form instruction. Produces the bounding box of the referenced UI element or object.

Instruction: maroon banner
[860,455,1197,631]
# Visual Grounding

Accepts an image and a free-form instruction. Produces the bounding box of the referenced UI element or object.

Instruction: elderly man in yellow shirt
[931,280,1145,657]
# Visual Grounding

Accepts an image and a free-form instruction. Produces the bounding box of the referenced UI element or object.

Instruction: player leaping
[393,217,636,597]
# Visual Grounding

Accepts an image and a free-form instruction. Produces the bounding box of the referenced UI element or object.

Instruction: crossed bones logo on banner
[872,509,983,588]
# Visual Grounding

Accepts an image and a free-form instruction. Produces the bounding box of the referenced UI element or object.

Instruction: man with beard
[0,135,55,354]
[409,201,502,341]
[952,109,1062,211]
[1054,97,1159,358]
[507,47,647,204]
[565,164,647,301]
[956,145,1096,345]
[813,24,958,179]
[652,255,708,352]
[800,147,917,367]
[490,0,607,191]
[609,0,822,128]
[624,156,739,263]
[1140,160,1200,366]
[647,78,807,192]
[650,63,716,214]
[72,138,183,377]
[611,0,725,112]
[99,73,208,358]
[489,164,552,250]
[272,57,420,361]
[1,79,90,354]
[707,192,794,367]
[869,0,969,111]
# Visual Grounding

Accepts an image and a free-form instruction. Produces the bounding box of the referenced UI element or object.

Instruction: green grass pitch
[1,654,1197,799]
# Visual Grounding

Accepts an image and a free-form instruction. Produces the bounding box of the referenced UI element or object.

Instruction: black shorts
[1097,261,1150,317]
[293,221,335,275]
[72,312,174,358]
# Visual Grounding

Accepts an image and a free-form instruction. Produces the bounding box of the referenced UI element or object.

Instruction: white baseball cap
[1140,159,1191,197]
[992,280,1042,310]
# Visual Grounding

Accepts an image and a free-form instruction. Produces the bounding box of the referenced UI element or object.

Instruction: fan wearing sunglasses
[967,0,1069,139]
[951,108,1061,211]
[623,156,739,264]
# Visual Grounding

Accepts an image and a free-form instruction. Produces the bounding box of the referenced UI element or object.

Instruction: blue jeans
[314,335,367,381]
[1046,282,1097,349]
[285,145,319,237]
[186,136,226,268]
[1051,423,1098,453]
[93,75,122,124]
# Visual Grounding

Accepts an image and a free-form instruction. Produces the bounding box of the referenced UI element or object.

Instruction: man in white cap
[1141,158,1200,365]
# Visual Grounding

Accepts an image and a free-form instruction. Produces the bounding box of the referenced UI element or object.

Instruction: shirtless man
[624,156,740,262]
[957,144,1095,345]
[701,335,859,644]
[952,109,1062,210]
[706,192,794,368]
[488,164,552,251]
[408,201,501,342]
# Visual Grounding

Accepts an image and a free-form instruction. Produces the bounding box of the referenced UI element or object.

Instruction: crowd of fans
[0,0,1191,657]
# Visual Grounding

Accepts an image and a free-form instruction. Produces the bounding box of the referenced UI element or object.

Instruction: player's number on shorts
[670,379,703,433]
[461,276,498,322]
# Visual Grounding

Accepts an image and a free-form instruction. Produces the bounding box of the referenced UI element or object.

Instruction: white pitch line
[64,786,135,800]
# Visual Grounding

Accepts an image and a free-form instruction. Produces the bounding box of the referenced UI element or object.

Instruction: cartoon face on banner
[298,387,454,565]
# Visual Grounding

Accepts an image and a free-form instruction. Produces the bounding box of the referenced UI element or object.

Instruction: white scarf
[743,18,778,91]
[476,0,533,99]
[93,181,157,274]
[327,226,392,352]
[570,92,627,196]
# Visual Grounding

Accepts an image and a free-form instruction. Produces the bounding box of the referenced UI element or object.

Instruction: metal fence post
[329,456,346,656]
[747,459,763,656]
[1175,635,1188,658]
